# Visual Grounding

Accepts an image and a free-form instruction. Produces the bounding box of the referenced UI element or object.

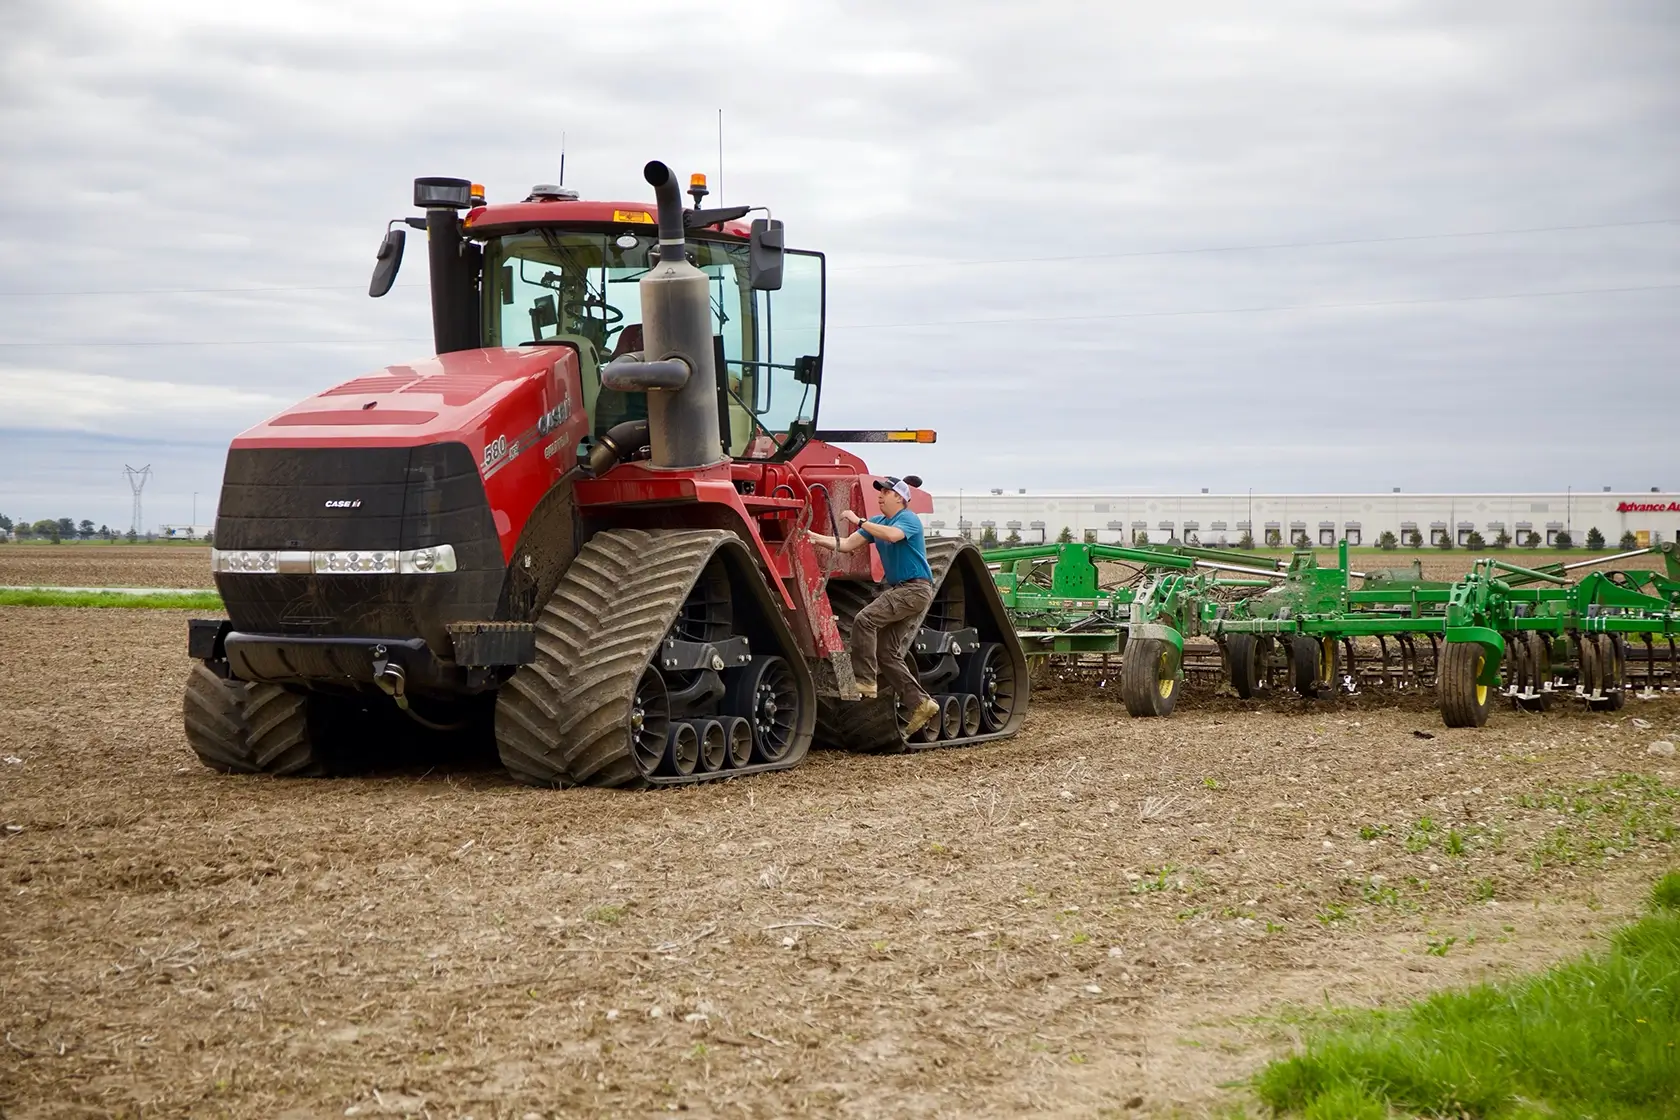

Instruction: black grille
[213,443,503,652]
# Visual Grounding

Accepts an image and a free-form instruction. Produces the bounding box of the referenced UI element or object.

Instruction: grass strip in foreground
[0,588,223,610]
[1253,872,1680,1119]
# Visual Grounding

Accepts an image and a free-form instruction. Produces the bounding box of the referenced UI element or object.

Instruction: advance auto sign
[1617,501,1680,512]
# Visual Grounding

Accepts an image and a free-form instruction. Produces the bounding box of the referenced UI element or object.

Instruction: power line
[830,218,1680,273]
[830,283,1680,331]
[0,282,1672,347]
[1,218,1673,297]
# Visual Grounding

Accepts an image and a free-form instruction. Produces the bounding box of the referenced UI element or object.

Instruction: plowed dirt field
[0,546,210,589]
[2,600,1677,1116]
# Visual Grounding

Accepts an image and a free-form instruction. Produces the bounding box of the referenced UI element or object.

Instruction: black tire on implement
[1591,633,1626,711]
[1226,633,1268,699]
[1438,641,1493,728]
[1121,636,1180,718]
[1290,635,1336,699]
[182,664,326,776]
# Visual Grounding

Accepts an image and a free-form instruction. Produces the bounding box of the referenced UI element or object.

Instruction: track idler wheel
[723,716,753,768]
[959,693,982,737]
[959,642,1020,733]
[724,655,800,764]
[1122,637,1181,718]
[1439,641,1493,728]
[1291,635,1337,699]
[1226,634,1272,700]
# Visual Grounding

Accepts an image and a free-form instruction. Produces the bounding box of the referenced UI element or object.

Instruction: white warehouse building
[924,491,1679,549]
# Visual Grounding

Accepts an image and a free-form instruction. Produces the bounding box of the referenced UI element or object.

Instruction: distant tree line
[0,514,143,543]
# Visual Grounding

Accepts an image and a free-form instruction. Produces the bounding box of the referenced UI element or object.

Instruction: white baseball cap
[873,476,913,502]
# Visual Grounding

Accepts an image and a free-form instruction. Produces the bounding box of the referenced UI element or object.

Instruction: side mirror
[368,227,405,298]
[749,218,784,291]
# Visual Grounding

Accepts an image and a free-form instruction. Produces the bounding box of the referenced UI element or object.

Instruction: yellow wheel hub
[1157,651,1174,699]
[1474,654,1487,705]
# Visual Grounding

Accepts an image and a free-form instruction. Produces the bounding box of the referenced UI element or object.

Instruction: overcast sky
[1,0,1675,530]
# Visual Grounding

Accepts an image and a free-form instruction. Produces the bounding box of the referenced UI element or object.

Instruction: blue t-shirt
[866,511,933,585]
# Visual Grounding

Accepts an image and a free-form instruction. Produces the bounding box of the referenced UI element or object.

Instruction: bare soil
[0,546,211,590]
[2,605,1677,1118]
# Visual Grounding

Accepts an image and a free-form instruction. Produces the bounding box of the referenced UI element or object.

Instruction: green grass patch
[0,588,223,610]
[1253,872,1680,1118]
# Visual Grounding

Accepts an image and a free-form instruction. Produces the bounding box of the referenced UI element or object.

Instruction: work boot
[855,680,877,699]
[905,697,941,736]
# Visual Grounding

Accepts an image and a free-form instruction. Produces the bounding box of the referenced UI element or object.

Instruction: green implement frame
[983,539,1680,728]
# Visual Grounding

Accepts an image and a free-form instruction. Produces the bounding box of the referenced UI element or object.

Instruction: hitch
[371,648,466,732]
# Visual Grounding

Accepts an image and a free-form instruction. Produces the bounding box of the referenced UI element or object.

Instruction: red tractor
[183,161,1028,786]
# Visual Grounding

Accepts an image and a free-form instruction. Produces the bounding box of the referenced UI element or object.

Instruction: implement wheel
[1122,637,1180,718]
[1226,634,1271,700]
[1522,632,1553,711]
[1290,635,1337,699]
[1590,633,1626,711]
[1439,641,1493,728]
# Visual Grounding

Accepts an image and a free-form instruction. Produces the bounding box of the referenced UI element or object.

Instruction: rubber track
[182,664,321,775]
[496,528,783,788]
[816,538,1017,753]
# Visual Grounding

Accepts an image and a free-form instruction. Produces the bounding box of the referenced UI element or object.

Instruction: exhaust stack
[600,160,726,470]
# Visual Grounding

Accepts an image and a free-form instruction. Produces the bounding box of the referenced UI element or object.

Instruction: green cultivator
[984,540,1680,728]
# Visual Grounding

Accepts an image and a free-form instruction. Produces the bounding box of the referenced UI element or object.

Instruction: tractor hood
[233,347,565,450]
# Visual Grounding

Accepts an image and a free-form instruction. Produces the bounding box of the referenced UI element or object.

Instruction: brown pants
[851,579,935,707]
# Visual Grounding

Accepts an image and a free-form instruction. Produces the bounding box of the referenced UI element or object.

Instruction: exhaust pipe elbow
[587,419,651,474]
[643,160,686,260]
[601,356,690,391]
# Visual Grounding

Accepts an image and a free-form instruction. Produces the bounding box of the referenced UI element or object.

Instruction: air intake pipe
[599,161,726,470]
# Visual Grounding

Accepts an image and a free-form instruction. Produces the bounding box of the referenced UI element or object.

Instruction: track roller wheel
[666,721,700,776]
[1226,634,1271,699]
[959,642,1020,733]
[724,655,800,764]
[182,666,327,776]
[722,716,753,768]
[959,693,982,737]
[1291,635,1337,699]
[1591,633,1626,711]
[939,695,963,739]
[693,719,727,772]
[1122,637,1181,718]
[1439,641,1493,728]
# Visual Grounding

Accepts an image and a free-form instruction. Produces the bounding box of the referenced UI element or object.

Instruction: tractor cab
[373,178,826,462]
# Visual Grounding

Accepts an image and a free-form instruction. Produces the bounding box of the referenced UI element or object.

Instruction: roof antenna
[558,132,566,188]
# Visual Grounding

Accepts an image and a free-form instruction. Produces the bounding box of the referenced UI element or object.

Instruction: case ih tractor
[183,160,1029,786]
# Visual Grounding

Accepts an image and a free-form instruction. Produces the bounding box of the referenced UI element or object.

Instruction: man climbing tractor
[808,475,943,735]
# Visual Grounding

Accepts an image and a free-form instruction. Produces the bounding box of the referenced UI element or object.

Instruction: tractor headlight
[213,545,458,575]
[313,550,398,575]
[399,545,457,574]
[210,549,278,574]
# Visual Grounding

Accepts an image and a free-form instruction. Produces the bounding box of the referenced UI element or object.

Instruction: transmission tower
[124,464,152,536]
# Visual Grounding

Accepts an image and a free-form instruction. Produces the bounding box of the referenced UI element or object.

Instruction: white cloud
[0,368,288,435]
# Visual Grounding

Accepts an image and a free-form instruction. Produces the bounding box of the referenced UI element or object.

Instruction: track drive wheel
[1122,637,1181,718]
[724,655,801,764]
[182,665,327,776]
[1590,633,1626,711]
[1226,634,1271,700]
[1439,641,1493,728]
[1290,635,1337,699]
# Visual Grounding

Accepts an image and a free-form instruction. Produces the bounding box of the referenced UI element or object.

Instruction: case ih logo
[1617,501,1680,512]
[324,499,362,509]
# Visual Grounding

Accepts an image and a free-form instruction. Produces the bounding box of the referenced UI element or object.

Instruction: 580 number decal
[481,434,509,470]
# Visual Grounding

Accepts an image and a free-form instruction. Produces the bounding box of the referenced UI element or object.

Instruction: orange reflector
[885,430,937,443]
[613,209,655,224]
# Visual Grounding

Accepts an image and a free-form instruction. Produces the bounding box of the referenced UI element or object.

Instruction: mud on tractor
[183,161,1028,786]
